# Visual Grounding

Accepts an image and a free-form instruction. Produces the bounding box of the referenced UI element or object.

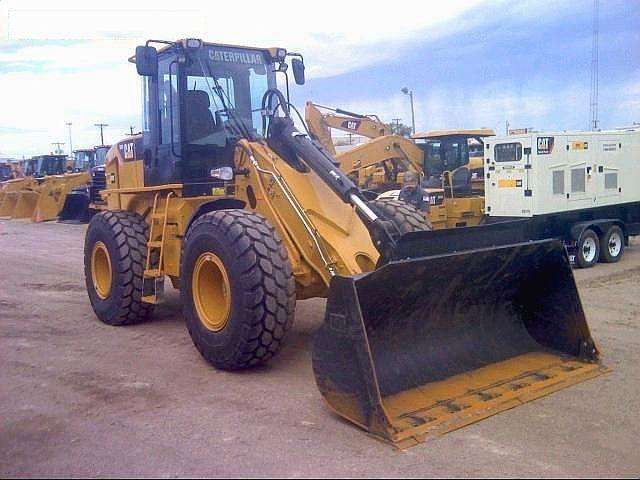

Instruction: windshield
[182,46,274,146]
[94,147,109,166]
[418,137,470,175]
[74,151,94,171]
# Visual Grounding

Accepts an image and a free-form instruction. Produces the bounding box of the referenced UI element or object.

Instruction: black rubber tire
[181,209,296,370]
[576,228,600,268]
[599,225,625,263]
[368,198,432,233]
[84,211,154,325]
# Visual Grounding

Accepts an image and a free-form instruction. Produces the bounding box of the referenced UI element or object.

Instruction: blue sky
[0,0,638,157]
[296,0,639,133]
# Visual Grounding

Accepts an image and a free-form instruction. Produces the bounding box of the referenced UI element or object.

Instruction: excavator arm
[305,102,392,156]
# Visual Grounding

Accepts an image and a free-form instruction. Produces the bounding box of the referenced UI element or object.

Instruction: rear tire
[181,210,296,370]
[576,229,600,268]
[599,225,624,263]
[84,211,154,325]
[369,198,432,233]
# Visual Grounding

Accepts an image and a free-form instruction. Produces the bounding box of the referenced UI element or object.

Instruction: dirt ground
[1,219,639,478]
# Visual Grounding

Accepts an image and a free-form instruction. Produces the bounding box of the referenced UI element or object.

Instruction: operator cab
[72,149,96,172]
[25,155,67,178]
[412,129,494,194]
[133,39,305,196]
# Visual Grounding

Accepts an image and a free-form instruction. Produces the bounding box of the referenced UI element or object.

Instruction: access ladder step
[147,241,163,248]
[151,213,167,220]
[144,269,164,278]
[141,295,161,304]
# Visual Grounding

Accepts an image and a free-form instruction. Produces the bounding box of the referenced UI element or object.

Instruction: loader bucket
[0,191,19,217]
[12,190,40,219]
[32,173,90,222]
[58,192,91,222]
[313,238,609,449]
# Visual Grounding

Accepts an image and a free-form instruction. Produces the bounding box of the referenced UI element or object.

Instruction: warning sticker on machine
[498,179,521,188]
[537,136,554,154]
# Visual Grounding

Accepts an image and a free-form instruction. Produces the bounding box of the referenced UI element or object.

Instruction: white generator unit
[484,128,640,267]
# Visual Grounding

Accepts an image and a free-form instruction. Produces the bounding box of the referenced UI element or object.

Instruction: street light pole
[65,122,73,155]
[401,87,416,134]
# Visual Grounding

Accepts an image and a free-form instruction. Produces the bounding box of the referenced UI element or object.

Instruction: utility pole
[589,0,599,130]
[65,122,73,155]
[401,88,416,134]
[94,123,109,146]
[129,126,136,135]
[51,142,65,155]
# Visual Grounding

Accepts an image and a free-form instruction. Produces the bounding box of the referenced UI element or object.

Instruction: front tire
[576,229,600,268]
[84,211,154,325]
[181,210,296,370]
[369,198,432,233]
[599,225,624,263]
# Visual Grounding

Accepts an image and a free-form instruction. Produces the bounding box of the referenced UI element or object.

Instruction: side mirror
[291,58,305,85]
[135,45,158,77]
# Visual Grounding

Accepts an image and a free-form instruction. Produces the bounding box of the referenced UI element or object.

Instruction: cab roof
[129,39,285,64]
[411,128,495,139]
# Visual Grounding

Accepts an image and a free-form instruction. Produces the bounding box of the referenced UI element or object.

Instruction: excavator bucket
[32,173,90,222]
[313,233,609,449]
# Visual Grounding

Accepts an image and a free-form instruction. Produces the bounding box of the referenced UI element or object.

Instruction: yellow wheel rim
[192,252,232,332]
[91,241,112,300]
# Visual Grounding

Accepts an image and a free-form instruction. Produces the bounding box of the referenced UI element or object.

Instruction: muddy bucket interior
[312,239,609,448]
[58,193,90,222]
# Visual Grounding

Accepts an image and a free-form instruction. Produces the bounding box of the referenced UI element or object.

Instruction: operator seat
[184,90,216,143]
[444,166,473,197]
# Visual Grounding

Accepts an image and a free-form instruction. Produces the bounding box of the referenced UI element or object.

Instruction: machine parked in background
[485,128,640,267]
[305,102,492,229]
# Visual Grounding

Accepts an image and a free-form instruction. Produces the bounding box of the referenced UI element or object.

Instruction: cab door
[145,55,181,186]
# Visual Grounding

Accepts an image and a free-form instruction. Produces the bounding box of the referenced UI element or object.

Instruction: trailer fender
[569,219,626,244]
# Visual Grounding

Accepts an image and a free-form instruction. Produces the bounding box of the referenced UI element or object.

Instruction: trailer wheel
[181,210,296,370]
[84,211,154,325]
[599,225,624,263]
[576,229,600,268]
[369,198,432,233]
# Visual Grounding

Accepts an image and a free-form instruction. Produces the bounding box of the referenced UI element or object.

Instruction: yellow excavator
[305,102,492,229]
[84,38,607,449]
[0,154,91,221]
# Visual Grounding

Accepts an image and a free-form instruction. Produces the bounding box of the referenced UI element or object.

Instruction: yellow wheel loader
[84,38,607,448]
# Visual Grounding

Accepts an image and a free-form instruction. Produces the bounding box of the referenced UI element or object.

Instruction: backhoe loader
[305,102,490,229]
[84,38,607,448]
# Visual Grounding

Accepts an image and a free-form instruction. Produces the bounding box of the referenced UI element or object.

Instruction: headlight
[210,167,234,181]
[276,48,286,61]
